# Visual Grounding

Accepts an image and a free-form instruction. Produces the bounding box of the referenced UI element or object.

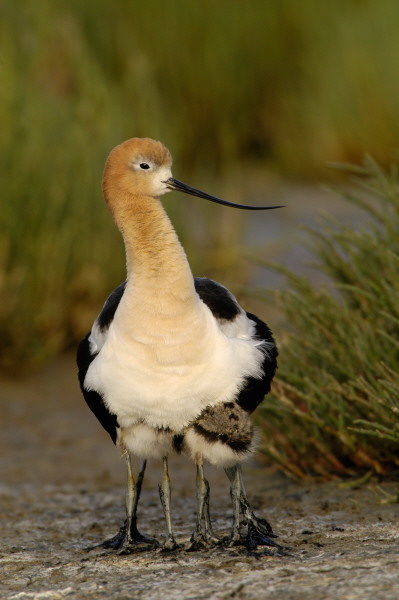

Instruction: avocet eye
[140,163,150,170]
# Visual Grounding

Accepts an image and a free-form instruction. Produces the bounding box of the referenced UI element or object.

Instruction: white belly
[85,303,264,431]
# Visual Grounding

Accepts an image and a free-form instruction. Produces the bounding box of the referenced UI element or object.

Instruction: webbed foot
[93,521,159,553]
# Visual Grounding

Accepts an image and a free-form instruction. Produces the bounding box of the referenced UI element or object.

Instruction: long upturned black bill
[166,178,284,211]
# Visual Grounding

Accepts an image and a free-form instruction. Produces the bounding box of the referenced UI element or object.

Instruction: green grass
[2,1,399,370]
[259,157,399,479]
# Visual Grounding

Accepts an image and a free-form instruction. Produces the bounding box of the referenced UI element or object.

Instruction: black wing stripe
[236,312,278,413]
[77,334,119,444]
[97,281,127,332]
[194,276,278,414]
[76,279,128,446]
[194,277,240,321]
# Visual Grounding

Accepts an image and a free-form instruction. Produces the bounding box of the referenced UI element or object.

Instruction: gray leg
[125,456,146,542]
[158,456,178,550]
[186,460,219,550]
[225,465,242,545]
[202,465,219,544]
[101,456,158,553]
[235,465,274,535]
[134,458,146,515]
[224,464,279,550]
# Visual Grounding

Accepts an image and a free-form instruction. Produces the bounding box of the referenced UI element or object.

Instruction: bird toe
[245,523,290,555]
[158,537,181,552]
[185,531,220,551]
[95,522,159,553]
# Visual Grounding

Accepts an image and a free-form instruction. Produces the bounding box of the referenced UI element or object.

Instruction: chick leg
[158,456,179,550]
[225,464,242,545]
[224,464,279,550]
[102,457,158,552]
[186,458,219,550]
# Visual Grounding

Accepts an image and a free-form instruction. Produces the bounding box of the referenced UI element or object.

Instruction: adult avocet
[77,138,281,553]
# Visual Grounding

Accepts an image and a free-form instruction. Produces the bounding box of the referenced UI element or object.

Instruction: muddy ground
[1,355,398,600]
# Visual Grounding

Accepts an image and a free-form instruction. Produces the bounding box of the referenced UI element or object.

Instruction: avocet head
[102,138,173,201]
[103,137,284,211]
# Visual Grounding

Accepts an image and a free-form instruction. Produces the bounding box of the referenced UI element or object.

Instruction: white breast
[84,299,265,431]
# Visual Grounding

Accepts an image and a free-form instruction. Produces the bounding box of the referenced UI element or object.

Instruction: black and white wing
[76,282,127,444]
[194,277,278,413]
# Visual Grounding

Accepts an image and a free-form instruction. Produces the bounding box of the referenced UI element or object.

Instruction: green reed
[1,1,399,370]
[259,157,399,479]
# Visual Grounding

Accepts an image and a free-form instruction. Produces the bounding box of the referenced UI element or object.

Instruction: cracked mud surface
[1,356,399,599]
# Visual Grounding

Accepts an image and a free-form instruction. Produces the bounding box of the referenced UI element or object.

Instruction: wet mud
[1,356,398,599]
